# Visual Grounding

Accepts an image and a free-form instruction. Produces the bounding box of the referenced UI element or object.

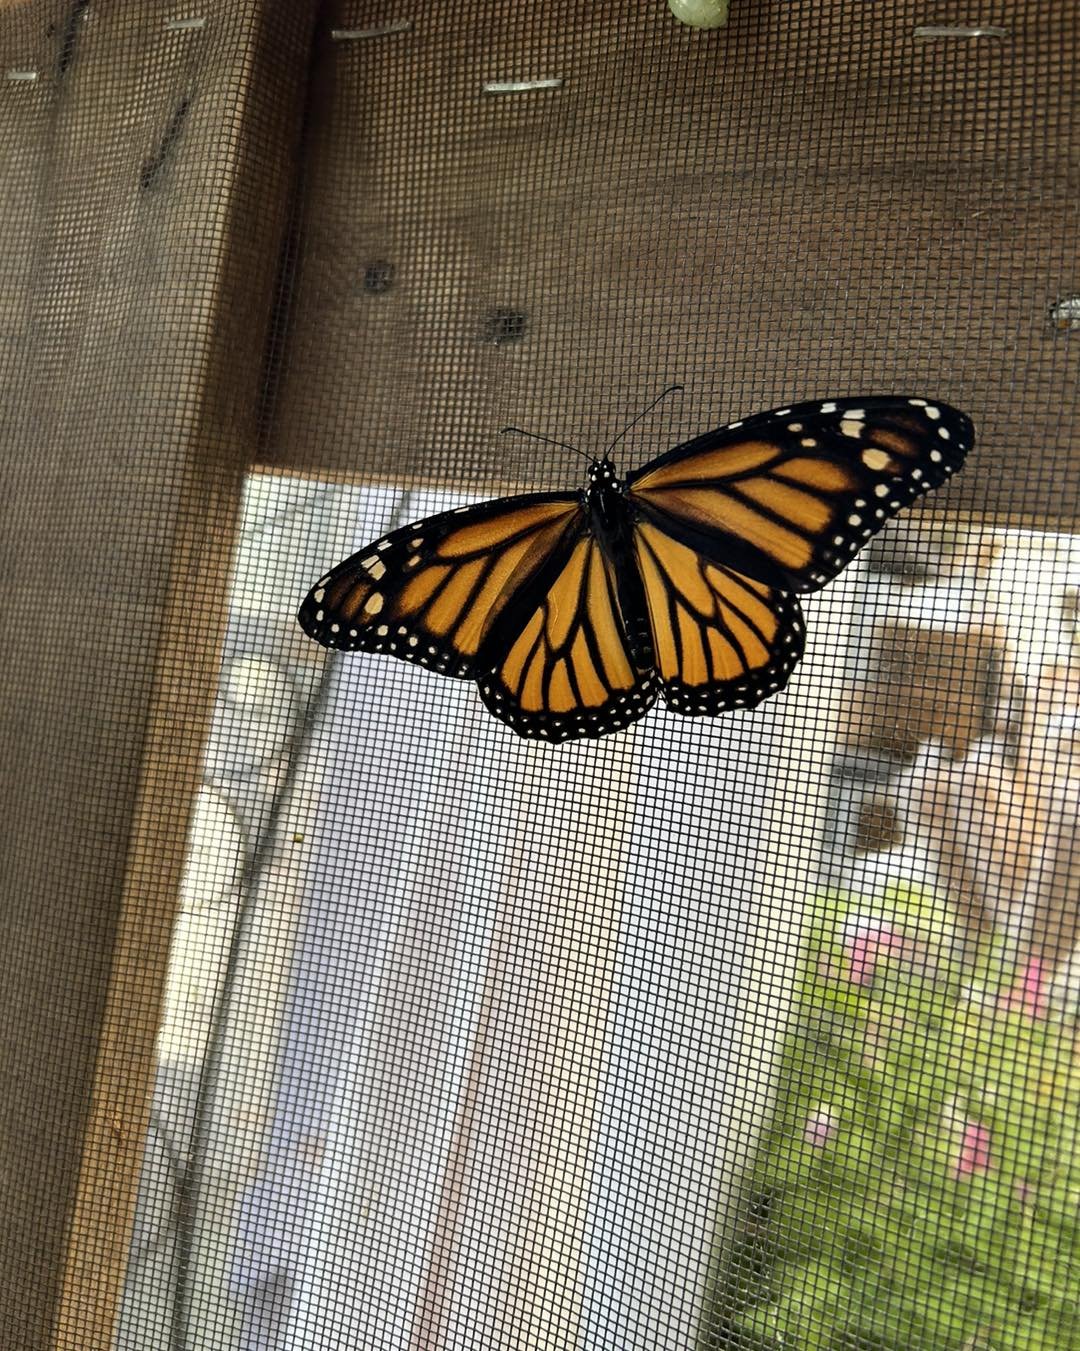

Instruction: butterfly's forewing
[299,493,581,677]
[633,519,806,714]
[627,397,973,593]
[475,529,657,741]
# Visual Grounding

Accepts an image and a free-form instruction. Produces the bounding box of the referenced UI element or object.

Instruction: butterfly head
[588,457,621,489]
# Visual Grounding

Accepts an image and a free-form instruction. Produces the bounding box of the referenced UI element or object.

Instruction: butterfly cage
[1,2,1077,1349]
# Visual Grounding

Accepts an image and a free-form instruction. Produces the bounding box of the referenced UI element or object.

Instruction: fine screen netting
[1,3,1077,1350]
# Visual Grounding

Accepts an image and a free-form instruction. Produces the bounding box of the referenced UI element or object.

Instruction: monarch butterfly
[299,394,972,741]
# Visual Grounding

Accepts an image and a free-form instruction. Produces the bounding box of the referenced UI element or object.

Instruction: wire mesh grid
[0,2,1077,1350]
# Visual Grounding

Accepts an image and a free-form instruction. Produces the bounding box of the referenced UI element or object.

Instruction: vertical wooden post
[0,5,316,1347]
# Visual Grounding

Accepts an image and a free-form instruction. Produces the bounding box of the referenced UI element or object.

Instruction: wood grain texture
[262,0,1078,528]
[0,3,317,1348]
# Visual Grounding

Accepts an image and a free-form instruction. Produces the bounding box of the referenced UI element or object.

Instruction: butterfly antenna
[603,384,685,460]
[500,426,593,462]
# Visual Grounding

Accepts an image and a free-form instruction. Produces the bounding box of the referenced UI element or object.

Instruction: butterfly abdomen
[586,472,655,671]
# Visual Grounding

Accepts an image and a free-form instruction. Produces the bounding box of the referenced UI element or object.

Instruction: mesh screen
[1,2,1077,1350]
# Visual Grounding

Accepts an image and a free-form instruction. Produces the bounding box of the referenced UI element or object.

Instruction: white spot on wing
[363,592,384,615]
[840,419,864,439]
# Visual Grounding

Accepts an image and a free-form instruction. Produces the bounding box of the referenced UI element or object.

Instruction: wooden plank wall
[263,0,1078,532]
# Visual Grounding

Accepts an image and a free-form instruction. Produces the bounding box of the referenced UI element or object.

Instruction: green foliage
[708,884,1080,1351]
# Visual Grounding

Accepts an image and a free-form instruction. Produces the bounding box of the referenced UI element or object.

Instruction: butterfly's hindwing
[298,493,581,678]
[628,396,972,593]
[633,520,806,714]
[476,528,657,741]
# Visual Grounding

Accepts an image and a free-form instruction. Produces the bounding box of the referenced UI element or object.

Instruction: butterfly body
[578,457,656,672]
[300,396,973,741]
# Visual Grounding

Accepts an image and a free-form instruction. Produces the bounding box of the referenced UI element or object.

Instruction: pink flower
[804,1106,839,1149]
[841,919,923,987]
[953,1118,993,1178]
[999,957,1049,1020]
